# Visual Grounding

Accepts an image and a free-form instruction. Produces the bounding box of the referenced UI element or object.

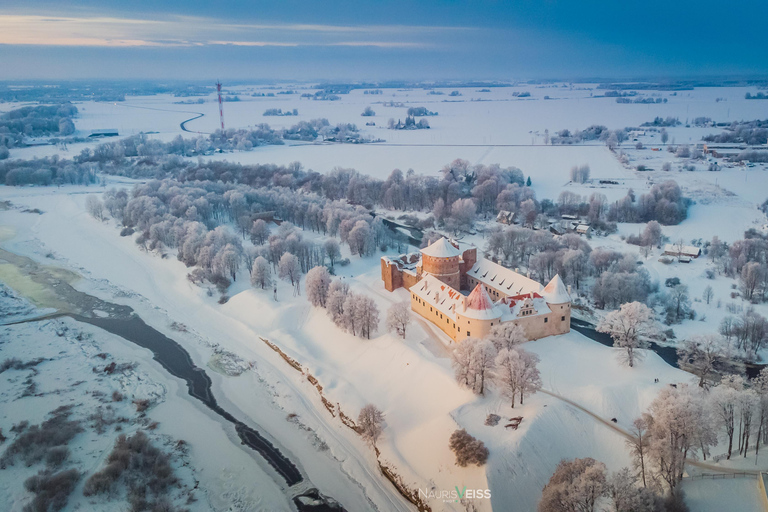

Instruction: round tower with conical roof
[542,274,572,335]
[455,283,502,341]
[420,237,462,290]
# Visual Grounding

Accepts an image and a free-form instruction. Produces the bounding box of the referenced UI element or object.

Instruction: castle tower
[455,283,502,341]
[542,274,572,335]
[420,237,461,290]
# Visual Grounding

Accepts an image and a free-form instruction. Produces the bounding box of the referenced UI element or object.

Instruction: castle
[381,237,571,342]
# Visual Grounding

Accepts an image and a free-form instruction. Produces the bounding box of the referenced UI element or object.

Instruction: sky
[1,0,767,81]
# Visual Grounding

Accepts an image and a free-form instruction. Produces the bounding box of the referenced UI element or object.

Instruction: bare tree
[451,338,496,395]
[357,404,384,447]
[597,302,658,367]
[385,302,411,339]
[626,416,651,488]
[711,379,741,460]
[305,266,332,307]
[703,285,714,305]
[494,348,541,408]
[676,335,730,388]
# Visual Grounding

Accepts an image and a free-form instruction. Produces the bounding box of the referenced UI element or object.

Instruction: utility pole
[216,81,225,132]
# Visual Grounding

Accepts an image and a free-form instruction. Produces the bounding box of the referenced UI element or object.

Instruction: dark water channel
[0,248,344,511]
[570,317,764,379]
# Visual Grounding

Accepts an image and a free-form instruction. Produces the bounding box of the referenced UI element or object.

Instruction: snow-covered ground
[0,180,745,511]
[0,287,292,511]
[3,82,768,510]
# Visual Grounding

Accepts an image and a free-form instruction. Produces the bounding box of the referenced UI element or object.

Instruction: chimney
[567,285,572,295]
[435,292,440,302]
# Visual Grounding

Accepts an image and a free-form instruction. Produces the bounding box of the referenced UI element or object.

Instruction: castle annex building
[381,237,571,342]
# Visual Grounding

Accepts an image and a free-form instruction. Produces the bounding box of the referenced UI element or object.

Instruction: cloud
[0,14,463,49]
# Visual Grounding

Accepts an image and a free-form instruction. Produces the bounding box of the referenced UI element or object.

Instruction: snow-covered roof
[420,237,461,258]
[461,284,502,320]
[499,294,552,321]
[542,275,571,304]
[410,274,463,320]
[663,244,701,257]
[468,259,542,297]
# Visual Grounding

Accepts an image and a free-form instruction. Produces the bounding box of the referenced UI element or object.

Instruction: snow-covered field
[2,83,768,510]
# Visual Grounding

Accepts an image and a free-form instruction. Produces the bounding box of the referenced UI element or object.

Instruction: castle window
[544,317,548,323]
[430,307,433,312]
[561,316,565,321]
[467,331,471,336]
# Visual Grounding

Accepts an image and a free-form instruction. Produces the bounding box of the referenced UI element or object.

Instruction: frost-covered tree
[486,322,528,352]
[447,198,476,233]
[570,164,590,184]
[347,220,374,257]
[341,293,379,339]
[626,416,651,488]
[324,239,341,267]
[85,195,106,221]
[597,302,658,367]
[676,335,730,388]
[702,285,714,305]
[305,266,332,307]
[451,338,497,395]
[212,243,241,282]
[354,294,380,339]
[711,377,742,459]
[326,280,349,326]
[538,458,607,512]
[606,468,658,512]
[250,256,272,289]
[640,221,662,248]
[357,404,384,447]
[647,385,713,490]
[278,252,301,295]
[665,284,691,324]
[494,348,541,408]
[385,302,411,339]
[448,429,488,467]
[250,219,270,245]
[741,262,765,302]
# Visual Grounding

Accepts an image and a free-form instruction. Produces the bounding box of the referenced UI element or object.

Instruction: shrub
[449,429,489,467]
[45,447,69,469]
[0,406,82,467]
[23,468,80,512]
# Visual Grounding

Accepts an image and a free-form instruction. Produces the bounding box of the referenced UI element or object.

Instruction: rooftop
[420,237,461,258]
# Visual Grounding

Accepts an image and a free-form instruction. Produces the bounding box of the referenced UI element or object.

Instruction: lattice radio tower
[216,81,225,132]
